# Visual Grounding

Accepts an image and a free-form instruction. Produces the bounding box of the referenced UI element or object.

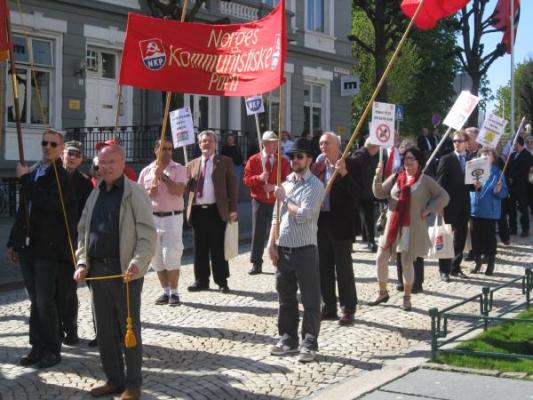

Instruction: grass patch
[436,308,533,374]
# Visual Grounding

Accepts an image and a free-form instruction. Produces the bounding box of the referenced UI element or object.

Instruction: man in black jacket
[6,129,76,368]
[436,130,470,281]
[312,132,361,326]
[508,136,533,237]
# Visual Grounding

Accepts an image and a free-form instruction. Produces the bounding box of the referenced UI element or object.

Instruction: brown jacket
[186,154,238,224]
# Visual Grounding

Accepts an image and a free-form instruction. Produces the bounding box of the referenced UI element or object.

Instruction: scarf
[384,169,420,249]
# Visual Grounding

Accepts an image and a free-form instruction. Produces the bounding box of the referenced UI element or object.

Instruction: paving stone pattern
[0,237,531,399]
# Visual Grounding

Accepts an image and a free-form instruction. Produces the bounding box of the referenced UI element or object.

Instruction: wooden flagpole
[499,116,526,181]
[275,84,284,238]
[325,0,425,193]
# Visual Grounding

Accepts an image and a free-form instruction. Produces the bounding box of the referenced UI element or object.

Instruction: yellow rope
[84,274,126,281]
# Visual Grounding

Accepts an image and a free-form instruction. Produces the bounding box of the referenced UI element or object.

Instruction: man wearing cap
[138,138,187,306]
[95,139,137,181]
[267,138,325,363]
[186,130,238,293]
[55,140,93,345]
[244,131,290,275]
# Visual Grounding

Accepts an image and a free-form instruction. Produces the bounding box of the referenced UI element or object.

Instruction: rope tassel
[124,279,137,348]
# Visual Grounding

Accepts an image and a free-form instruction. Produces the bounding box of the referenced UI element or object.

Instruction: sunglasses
[453,139,465,143]
[41,140,59,148]
[289,153,306,161]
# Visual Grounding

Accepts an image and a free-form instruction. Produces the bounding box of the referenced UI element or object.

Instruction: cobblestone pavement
[0,236,531,400]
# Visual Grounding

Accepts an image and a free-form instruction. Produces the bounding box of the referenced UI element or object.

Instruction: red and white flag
[119,0,286,96]
[490,0,520,54]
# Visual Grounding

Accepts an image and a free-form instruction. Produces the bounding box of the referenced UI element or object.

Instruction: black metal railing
[64,126,261,164]
[0,179,21,218]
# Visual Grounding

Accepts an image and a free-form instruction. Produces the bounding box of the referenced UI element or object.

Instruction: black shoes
[20,348,43,366]
[155,293,169,305]
[187,283,209,292]
[248,264,262,275]
[169,293,180,305]
[37,351,61,369]
[88,338,98,348]
[440,273,450,282]
[411,285,423,294]
[338,313,354,326]
[63,334,80,346]
[451,270,467,278]
[321,310,338,321]
[396,283,404,292]
[520,231,529,238]
[219,285,230,294]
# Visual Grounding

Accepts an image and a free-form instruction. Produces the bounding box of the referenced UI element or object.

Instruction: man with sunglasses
[268,138,325,363]
[138,138,187,306]
[436,130,472,281]
[6,129,77,368]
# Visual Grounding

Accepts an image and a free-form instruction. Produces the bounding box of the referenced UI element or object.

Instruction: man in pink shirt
[138,138,188,305]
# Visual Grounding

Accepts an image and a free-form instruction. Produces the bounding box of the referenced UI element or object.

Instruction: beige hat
[262,130,278,142]
[65,140,83,153]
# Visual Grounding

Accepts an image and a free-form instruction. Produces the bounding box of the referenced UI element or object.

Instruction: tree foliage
[146,0,208,21]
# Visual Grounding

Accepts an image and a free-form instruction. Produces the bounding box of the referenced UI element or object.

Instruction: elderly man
[186,130,238,293]
[268,138,325,363]
[138,138,187,305]
[311,132,360,326]
[6,129,76,368]
[465,127,481,158]
[74,145,156,400]
[244,131,290,275]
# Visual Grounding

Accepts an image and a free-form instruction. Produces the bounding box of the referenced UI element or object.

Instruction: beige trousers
[376,246,414,286]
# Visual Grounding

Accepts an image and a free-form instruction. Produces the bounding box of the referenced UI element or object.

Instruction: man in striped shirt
[267,138,325,363]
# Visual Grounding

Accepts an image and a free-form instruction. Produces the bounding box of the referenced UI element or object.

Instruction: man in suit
[436,130,471,281]
[186,130,238,293]
[311,132,360,326]
[417,128,438,155]
[508,136,533,237]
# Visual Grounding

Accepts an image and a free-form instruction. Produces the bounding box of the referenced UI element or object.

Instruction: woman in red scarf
[370,147,449,310]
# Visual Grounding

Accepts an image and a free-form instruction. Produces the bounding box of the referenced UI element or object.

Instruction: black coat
[311,158,361,240]
[351,147,378,201]
[7,159,77,262]
[508,149,533,198]
[436,152,471,224]
[70,169,94,223]
[417,134,438,154]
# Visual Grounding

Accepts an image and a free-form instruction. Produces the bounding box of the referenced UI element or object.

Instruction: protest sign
[476,113,507,148]
[169,106,195,149]
[245,95,265,116]
[369,101,396,148]
[465,156,491,184]
[443,91,480,131]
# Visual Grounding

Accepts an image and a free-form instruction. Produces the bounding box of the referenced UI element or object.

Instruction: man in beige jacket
[74,144,156,400]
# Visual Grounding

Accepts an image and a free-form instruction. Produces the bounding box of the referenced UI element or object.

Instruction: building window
[306,0,324,32]
[304,83,323,134]
[7,35,53,126]
[86,48,117,79]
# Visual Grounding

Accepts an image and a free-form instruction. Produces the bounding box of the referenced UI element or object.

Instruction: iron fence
[0,179,21,218]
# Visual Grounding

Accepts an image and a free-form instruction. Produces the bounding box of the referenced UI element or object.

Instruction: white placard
[476,113,507,148]
[443,91,480,131]
[368,101,396,148]
[465,156,491,184]
[245,96,265,116]
[169,106,196,149]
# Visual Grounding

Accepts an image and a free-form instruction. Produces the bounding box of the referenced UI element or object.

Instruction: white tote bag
[224,221,239,261]
[427,215,454,260]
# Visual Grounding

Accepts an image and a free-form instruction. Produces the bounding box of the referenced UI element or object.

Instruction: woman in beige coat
[370,147,449,310]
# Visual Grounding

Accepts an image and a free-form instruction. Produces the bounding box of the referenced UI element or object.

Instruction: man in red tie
[244,131,290,275]
[185,130,238,292]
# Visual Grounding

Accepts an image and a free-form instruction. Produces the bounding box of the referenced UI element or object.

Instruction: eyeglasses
[289,153,306,161]
[404,156,417,161]
[41,140,59,148]
[66,151,81,158]
[453,139,465,143]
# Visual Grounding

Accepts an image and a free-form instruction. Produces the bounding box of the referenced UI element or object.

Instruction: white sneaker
[298,347,316,363]
[270,334,299,356]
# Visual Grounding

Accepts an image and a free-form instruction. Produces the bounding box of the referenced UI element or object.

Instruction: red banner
[0,0,11,61]
[401,0,470,30]
[119,0,286,96]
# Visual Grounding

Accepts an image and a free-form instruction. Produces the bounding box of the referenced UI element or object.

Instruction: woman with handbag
[370,147,449,310]
[470,147,509,275]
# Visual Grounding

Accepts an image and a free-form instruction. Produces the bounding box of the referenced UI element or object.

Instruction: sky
[483,0,533,114]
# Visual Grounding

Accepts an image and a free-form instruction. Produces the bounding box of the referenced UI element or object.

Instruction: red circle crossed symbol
[376,124,390,143]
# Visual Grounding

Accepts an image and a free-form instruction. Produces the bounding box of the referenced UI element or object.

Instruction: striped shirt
[272,169,325,248]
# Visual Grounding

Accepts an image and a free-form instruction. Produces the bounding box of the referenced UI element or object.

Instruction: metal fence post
[429,308,439,360]
[482,287,490,331]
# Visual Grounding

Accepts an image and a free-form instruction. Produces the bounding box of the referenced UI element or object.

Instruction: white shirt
[195,154,216,205]
[388,147,402,173]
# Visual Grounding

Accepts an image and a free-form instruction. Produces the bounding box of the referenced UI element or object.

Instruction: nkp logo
[139,39,166,71]
[246,98,263,113]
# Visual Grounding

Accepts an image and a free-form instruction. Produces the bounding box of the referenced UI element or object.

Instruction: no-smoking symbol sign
[376,124,390,143]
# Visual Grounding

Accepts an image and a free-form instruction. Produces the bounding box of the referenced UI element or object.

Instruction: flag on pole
[400,0,470,30]
[0,0,11,61]
[490,0,520,54]
[119,0,286,97]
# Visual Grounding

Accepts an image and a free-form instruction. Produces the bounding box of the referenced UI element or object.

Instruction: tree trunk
[469,73,480,127]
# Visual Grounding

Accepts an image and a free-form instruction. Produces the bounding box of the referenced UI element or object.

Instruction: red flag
[119,0,286,96]
[0,0,11,61]
[490,0,520,54]
[401,0,470,30]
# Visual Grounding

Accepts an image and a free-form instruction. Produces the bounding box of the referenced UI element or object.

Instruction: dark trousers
[19,254,62,356]
[396,255,424,289]
[359,199,375,244]
[317,213,357,314]
[90,260,143,389]
[191,205,229,287]
[439,209,469,274]
[276,245,321,350]
[509,192,530,233]
[56,263,79,337]
[471,217,497,257]
[498,198,511,243]
[250,199,274,266]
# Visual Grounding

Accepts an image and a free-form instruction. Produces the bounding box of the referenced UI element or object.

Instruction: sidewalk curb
[308,343,430,400]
